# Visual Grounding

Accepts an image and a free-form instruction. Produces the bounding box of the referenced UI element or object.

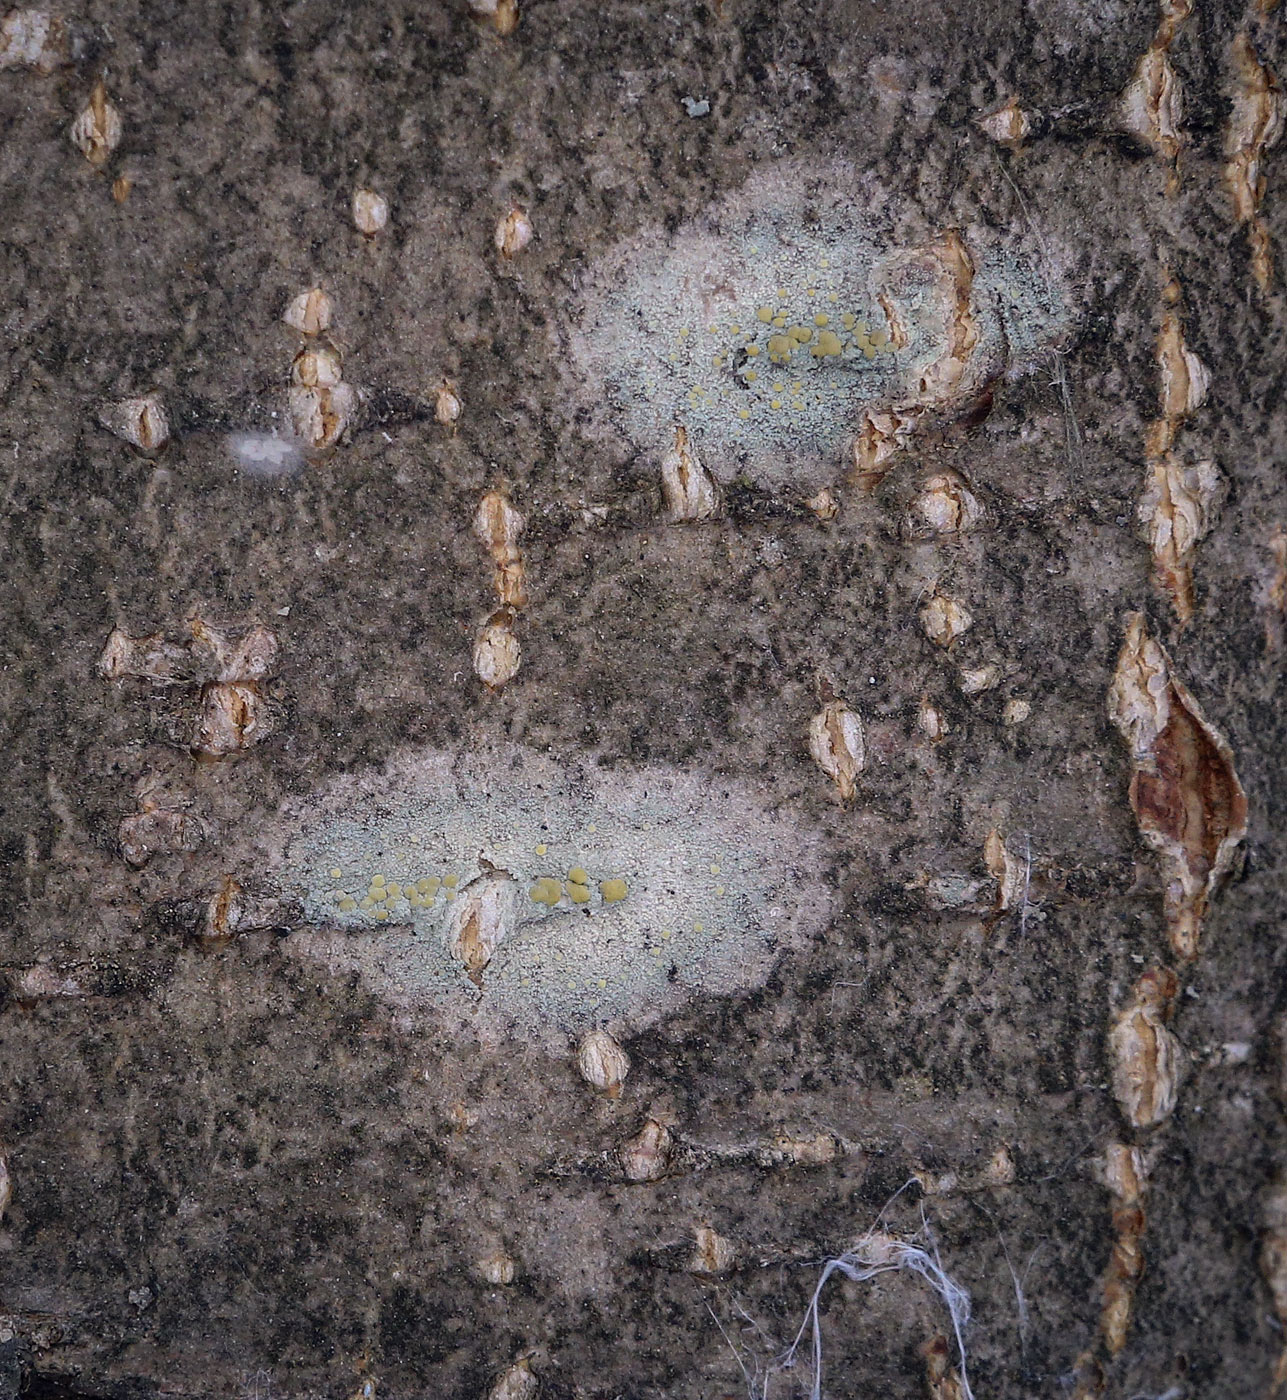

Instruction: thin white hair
[778,1224,975,1400]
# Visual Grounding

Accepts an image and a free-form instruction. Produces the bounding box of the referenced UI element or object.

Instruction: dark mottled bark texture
[1,0,1284,1397]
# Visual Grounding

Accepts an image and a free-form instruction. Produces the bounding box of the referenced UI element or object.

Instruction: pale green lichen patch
[570,161,1073,491]
[282,745,836,1041]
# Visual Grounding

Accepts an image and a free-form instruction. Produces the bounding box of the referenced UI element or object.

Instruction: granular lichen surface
[286,745,835,1037]
[572,164,1072,488]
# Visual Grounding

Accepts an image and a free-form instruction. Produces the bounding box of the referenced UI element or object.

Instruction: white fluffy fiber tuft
[779,1225,975,1400]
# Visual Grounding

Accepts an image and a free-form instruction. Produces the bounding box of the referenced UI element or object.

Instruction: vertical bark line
[1086,613,1249,1371]
[1138,287,1218,627]
[1225,27,1284,291]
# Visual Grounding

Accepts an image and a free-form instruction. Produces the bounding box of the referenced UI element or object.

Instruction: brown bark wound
[1108,614,1248,961]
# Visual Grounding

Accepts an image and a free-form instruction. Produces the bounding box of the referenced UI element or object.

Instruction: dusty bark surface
[1,1,1284,1397]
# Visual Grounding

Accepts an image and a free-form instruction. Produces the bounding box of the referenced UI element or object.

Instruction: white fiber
[779,1227,975,1400]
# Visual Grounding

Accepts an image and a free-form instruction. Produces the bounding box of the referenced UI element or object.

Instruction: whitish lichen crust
[282,745,836,1041]
[569,161,1072,491]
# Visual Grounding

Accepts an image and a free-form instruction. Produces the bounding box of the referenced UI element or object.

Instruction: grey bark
[0,1,1284,1398]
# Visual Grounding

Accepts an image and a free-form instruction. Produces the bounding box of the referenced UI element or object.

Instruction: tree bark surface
[0,2,1284,1398]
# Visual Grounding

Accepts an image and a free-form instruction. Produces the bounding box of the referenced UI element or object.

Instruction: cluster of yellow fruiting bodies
[327,861,630,922]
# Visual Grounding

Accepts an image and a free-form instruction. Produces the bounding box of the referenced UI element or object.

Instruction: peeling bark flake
[1108,966,1182,1130]
[984,827,1025,913]
[445,871,519,985]
[1137,456,1222,625]
[807,698,865,802]
[660,423,720,522]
